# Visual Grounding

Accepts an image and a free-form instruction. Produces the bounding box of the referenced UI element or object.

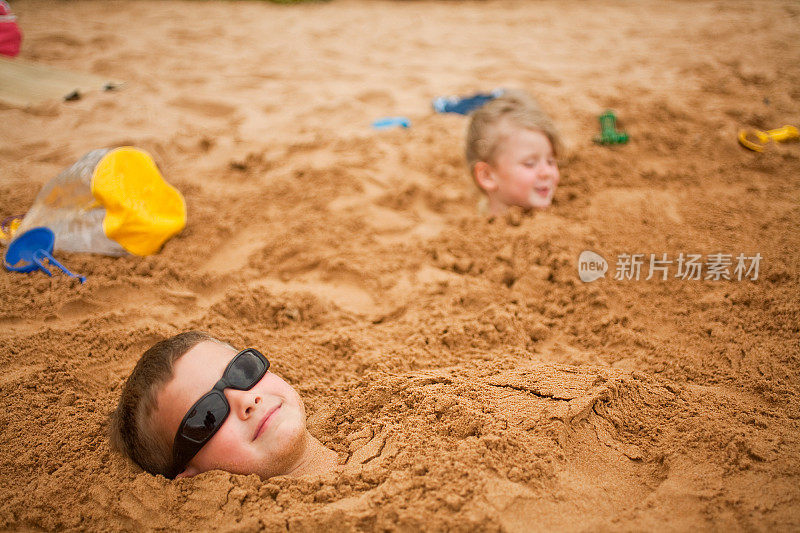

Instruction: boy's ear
[473,161,498,193]
[175,464,201,479]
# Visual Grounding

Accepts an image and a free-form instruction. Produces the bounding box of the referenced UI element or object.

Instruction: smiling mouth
[253,404,281,441]
[533,187,551,198]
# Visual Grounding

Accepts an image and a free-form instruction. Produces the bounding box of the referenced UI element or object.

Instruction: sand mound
[1,0,799,530]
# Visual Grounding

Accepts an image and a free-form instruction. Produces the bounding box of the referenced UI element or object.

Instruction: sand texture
[1,0,799,530]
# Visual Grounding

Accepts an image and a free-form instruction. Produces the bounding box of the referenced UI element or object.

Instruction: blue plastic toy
[432,89,504,115]
[4,227,86,283]
[372,117,411,129]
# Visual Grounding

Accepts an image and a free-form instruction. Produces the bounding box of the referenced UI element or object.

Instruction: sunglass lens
[226,350,268,389]
[181,394,228,443]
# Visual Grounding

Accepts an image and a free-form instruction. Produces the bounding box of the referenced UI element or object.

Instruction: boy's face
[152,341,308,479]
[479,126,560,210]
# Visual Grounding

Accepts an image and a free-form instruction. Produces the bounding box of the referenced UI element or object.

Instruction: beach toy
[15,147,186,256]
[4,227,86,283]
[0,214,22,242]
[737,125,799,152]
[0,1,22,58]
[432,89,504,115]
[594,110,629,145]
[372,117,411,129]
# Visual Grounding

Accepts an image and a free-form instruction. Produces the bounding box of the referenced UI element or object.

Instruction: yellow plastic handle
[738,125,799,152]
[766,125,799,142]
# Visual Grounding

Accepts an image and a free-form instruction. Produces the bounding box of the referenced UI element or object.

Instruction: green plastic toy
[594,110,629,145]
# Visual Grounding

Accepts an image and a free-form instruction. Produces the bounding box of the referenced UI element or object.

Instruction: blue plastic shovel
[372,116,411,130]
[4,227,86,283]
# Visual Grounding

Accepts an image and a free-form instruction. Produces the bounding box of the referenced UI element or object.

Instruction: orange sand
[1,0,799,530]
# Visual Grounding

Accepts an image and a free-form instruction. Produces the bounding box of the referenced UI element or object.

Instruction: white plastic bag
[15,149,128,255]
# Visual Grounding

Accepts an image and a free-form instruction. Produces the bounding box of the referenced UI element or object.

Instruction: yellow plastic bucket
[91,147,186,256]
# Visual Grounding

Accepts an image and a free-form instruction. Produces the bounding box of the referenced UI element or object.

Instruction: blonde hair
[465,90,561,174]
[110,331,230,476]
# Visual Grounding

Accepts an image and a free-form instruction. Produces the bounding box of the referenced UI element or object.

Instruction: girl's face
[153,341,308,479]
[488,127,560,209]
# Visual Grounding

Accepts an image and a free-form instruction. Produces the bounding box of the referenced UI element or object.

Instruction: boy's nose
[225,389,261,420]
[536,163,557,180]
[536,161,553,175]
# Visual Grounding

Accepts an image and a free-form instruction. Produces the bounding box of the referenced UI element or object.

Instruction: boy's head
[466,90,561,214]
[110,332,308,479]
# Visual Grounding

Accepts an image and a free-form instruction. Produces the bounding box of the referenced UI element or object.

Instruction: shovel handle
[33,249,86,283]
[767,125,800,142]
[31,251,53,277]
[738,125,799,152]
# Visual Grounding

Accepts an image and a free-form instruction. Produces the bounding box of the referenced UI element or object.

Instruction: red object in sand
[0,1,21,57]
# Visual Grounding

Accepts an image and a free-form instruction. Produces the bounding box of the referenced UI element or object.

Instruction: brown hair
[110,331,218,476]
[465,89,561,175]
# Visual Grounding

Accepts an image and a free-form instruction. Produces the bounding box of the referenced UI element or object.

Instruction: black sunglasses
[169,348,270,478]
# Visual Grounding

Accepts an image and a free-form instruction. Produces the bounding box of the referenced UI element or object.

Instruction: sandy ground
[1,0,799,530]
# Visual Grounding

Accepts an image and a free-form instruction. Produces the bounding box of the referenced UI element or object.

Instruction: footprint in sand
[168,97,238,119]
[355,89,396,108]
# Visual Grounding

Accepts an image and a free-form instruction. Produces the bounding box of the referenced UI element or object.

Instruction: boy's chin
[268,413,307,451]
[254,423,307,477]
[527,191,554,209]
